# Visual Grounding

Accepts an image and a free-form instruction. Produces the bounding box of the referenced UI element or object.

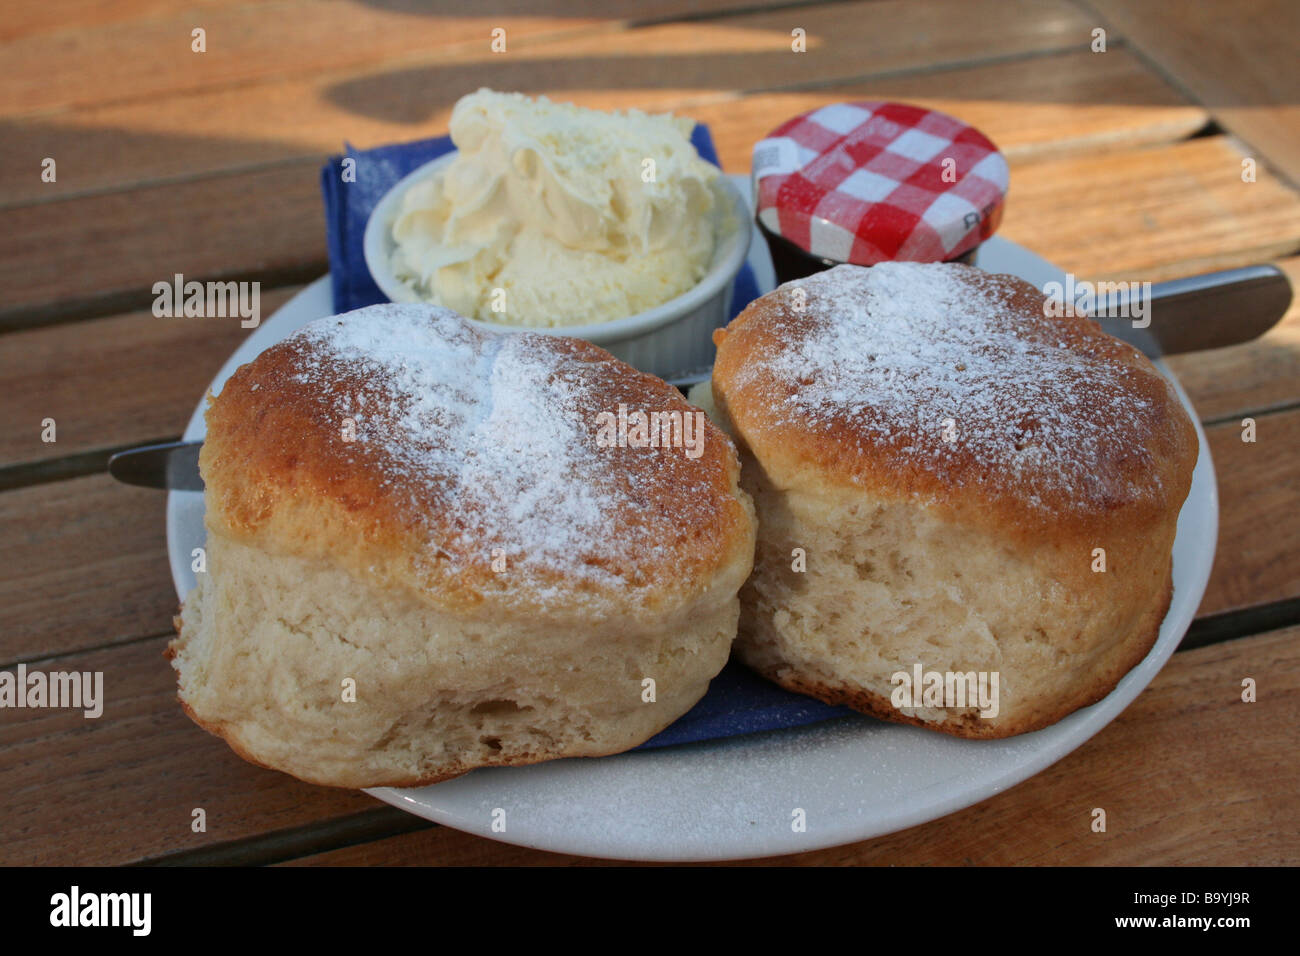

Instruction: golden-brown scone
[711,262,1197,738]
[169,304,755,788]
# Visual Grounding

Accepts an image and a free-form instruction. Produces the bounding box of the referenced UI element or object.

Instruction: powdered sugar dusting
[738,263,1158,509]
[285,303,653,589]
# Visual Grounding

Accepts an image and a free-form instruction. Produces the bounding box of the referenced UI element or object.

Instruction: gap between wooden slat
[13,132,1282,332]
[3,348,1297,495]
[0,261,325,335]
[4,629,177,671]
[137,807,433,867]
[1181,596,1300,651]
[146,624,1300,866]
[1201,400,1300,429]
[1,0,1103,213]
[0,0,999,119]
[1077,0,1300,191]
[0,42,1118,213]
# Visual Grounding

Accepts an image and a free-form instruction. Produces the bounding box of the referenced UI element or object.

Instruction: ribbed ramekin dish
[363,151,750,379]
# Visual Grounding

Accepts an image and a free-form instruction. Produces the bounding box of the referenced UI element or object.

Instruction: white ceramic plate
[167,214,1217,862]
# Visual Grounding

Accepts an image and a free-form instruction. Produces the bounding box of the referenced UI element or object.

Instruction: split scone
[169,304,755,788]
[710,262,1197,738]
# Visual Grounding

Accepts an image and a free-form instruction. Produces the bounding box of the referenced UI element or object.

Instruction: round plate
[167,220,1217,862]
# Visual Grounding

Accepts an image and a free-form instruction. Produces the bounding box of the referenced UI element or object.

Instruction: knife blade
[1085,263,1292,356]
[107,264,1293,491]
[108,440,204,491]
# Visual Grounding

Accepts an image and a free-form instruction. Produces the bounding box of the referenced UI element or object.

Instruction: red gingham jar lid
[752,101,1009,265]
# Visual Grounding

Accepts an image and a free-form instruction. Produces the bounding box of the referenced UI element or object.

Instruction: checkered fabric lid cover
[752,101,1009,264]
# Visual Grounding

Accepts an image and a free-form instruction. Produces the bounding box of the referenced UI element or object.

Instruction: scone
[169,303,756,788]
[711,262,1197,738]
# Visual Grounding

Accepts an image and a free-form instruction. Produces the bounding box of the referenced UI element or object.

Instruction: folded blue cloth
[320,126,857,749]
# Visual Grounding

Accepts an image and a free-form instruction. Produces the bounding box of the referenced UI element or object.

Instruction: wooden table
[2,0,1297,866]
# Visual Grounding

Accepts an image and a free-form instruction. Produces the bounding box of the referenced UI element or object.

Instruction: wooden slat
[281,627,1300,865]
[1198,407,1300,618]
[2,1,236,45]
[1087,0,1300,188]
[0,635,376,865]
[0,0,1097,207]
[0,0,1088,118]
[697,46,1206,173]
[1165,257,1300,422]
[0,3,609,117]
[15,135,1288,331]
[490,0,1093,89]
[0,287,296,466]
[1,0,834,45]
[1,46,1206,206]
[0,162,323,327]
[0,475,177,664]
[1000,136,1300,282]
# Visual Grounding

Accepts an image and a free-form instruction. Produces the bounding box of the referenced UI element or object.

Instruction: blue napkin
[636,658,854,749]
[319,126,856,748]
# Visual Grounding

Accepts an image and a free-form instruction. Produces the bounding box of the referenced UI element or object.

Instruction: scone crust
[204,305,754,618]
[712,263,1198,547]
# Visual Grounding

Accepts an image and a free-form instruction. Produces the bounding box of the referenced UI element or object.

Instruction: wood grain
[1000,136,1300,282]
[279,627,1299,865]
[2,1,807,46]
[1198,407,1300,618]
[12,135,1289,331]
[1,46,1206,206]
[0,635,377,866]
[697,46,1206,173]
[0,162,324,327]
[2,1,250,44]
[1085,0,1300,188]
[0,287,295,467]
[0,475,177,664]
[0,2,605,117]
[1165,257,1300,422]
[0,0,1090,119]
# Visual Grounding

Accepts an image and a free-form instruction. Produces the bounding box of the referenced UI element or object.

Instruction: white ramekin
[363,151,750,379]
